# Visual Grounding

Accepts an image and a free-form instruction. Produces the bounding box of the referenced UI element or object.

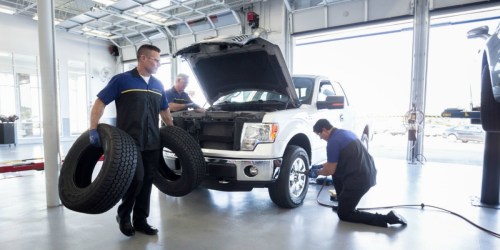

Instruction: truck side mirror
[317,95,345,109]
[467,26,489,40]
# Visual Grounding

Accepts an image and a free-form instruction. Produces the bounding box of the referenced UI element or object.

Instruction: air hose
[313,180,500,238]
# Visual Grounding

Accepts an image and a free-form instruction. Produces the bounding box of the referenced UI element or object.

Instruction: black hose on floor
[314,181,500,238]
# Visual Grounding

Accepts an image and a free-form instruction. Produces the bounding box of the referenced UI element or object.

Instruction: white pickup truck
[162,35,370,208]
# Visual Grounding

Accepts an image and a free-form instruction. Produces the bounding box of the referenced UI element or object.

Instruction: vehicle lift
[0,159,45,173]
[0,156,104,174]
[441,107,500,207]
[441,107,480,124]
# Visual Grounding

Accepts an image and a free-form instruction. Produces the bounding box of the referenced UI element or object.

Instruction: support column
[481,132,500,204]
[37,0,61,207]
[407,0,430,164]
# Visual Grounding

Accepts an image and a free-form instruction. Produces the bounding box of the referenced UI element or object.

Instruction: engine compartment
[172,110,266,150]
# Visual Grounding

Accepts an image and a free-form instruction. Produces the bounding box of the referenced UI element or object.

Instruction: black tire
[268,145,309,208]
[361,133,369,151]
[59,124,137,214]
[154,126,206,197]
[481,65,500,132]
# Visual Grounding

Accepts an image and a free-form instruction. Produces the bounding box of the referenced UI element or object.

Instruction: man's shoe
[386,210,407,226]
[134,221,158,235]
[331,205,338,212]
[116,215,135,236]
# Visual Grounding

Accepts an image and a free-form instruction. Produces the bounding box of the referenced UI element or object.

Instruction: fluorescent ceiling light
[133,10,167,23]
[0,5,16,15]
[82,26,112,37]
[92,0,117,6]
[150,0,171,9]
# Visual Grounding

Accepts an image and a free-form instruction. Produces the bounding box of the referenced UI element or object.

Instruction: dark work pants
[117,149,160,223]
[334,178,388,227]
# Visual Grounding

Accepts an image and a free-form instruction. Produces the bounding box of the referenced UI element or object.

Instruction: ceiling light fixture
[82,26,112,38]
[0,5,16,15]
[92,0,117,6]
[133,9,167,23]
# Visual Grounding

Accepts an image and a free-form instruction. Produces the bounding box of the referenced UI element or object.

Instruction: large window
[0,52,15,117]
[14,54,41,138]
[68,60,88,135]
[293,23,413,117]
[178,59,207,107]
[293,14,499,165]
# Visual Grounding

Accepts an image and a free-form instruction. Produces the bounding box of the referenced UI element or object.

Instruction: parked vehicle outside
[442,125,485,143]
[424,124,446,137]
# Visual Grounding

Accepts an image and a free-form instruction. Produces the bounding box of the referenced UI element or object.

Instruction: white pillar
[37,0,61,207]
[408,0,430,164]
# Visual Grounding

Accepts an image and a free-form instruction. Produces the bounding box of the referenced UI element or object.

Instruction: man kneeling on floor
[307,119,407,228]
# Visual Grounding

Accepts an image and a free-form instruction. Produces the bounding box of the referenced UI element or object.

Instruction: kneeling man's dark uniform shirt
[327,129,377,190]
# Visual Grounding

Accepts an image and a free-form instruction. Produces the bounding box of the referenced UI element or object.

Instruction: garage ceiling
[0,0,494,48]
[0,0,263,47]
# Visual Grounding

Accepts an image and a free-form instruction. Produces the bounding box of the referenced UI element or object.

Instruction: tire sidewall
[58,124,137,214]
[154,126,206,197]
[268,145,309,208]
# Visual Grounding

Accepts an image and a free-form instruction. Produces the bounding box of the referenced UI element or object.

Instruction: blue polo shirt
[327,128,377,190]
[165,87,195,111]
[97,68,169,151]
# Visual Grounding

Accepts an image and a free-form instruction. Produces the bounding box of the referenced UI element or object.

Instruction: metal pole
[408,0,430,164]
[37,0,61,207]
[481,132,500,204]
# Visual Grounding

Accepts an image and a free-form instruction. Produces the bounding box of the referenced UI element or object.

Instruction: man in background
[165,73,205,113]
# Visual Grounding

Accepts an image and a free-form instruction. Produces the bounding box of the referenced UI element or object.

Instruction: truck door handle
[339,114,344,121]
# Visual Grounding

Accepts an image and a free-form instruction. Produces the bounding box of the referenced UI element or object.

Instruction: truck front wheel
[268,145,309,208]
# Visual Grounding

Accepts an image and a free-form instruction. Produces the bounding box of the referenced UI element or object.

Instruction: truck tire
[361,133,369,151]
[59,124,137,214]
[154,126,206,197]
[268,145,309,208]
[481,65,500,132]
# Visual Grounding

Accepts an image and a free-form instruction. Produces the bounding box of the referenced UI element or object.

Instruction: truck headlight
[240,123,278,151]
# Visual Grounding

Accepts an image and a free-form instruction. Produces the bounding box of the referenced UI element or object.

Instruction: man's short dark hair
[313,119,333,134]
[137,44,161,59]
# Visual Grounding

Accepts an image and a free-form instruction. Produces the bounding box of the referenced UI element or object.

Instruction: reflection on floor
[0,156,498,250]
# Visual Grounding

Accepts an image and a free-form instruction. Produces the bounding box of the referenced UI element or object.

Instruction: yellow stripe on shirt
[121,89,163,96]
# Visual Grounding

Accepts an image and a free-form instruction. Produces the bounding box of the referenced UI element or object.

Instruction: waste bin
[0,123,15,146]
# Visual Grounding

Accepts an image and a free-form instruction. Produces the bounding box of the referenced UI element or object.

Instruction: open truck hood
[174,35,299,107]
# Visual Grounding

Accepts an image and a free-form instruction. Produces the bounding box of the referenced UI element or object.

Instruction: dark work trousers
[117,149,160,223]
[333,178,388,227]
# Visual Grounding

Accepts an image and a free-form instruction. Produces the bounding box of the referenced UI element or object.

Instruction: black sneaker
[116,215,135,236]
[386,210,407,226]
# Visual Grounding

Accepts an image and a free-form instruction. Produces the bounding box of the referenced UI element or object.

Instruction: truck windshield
[213,90,289,105]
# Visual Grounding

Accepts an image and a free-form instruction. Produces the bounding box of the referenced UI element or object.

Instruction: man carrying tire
[89,44,174,236]
[307,119,407,228]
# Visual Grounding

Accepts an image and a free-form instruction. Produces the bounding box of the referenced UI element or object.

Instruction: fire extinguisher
[247,11,260,29]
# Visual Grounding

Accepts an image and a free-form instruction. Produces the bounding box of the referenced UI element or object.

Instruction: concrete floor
[0,144,499,250]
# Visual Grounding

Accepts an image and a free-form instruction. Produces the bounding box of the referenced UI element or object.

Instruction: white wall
[0,13,117,140]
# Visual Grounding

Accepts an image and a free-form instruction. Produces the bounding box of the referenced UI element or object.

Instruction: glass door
[14,54,42,138]
[68,60,88,135]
